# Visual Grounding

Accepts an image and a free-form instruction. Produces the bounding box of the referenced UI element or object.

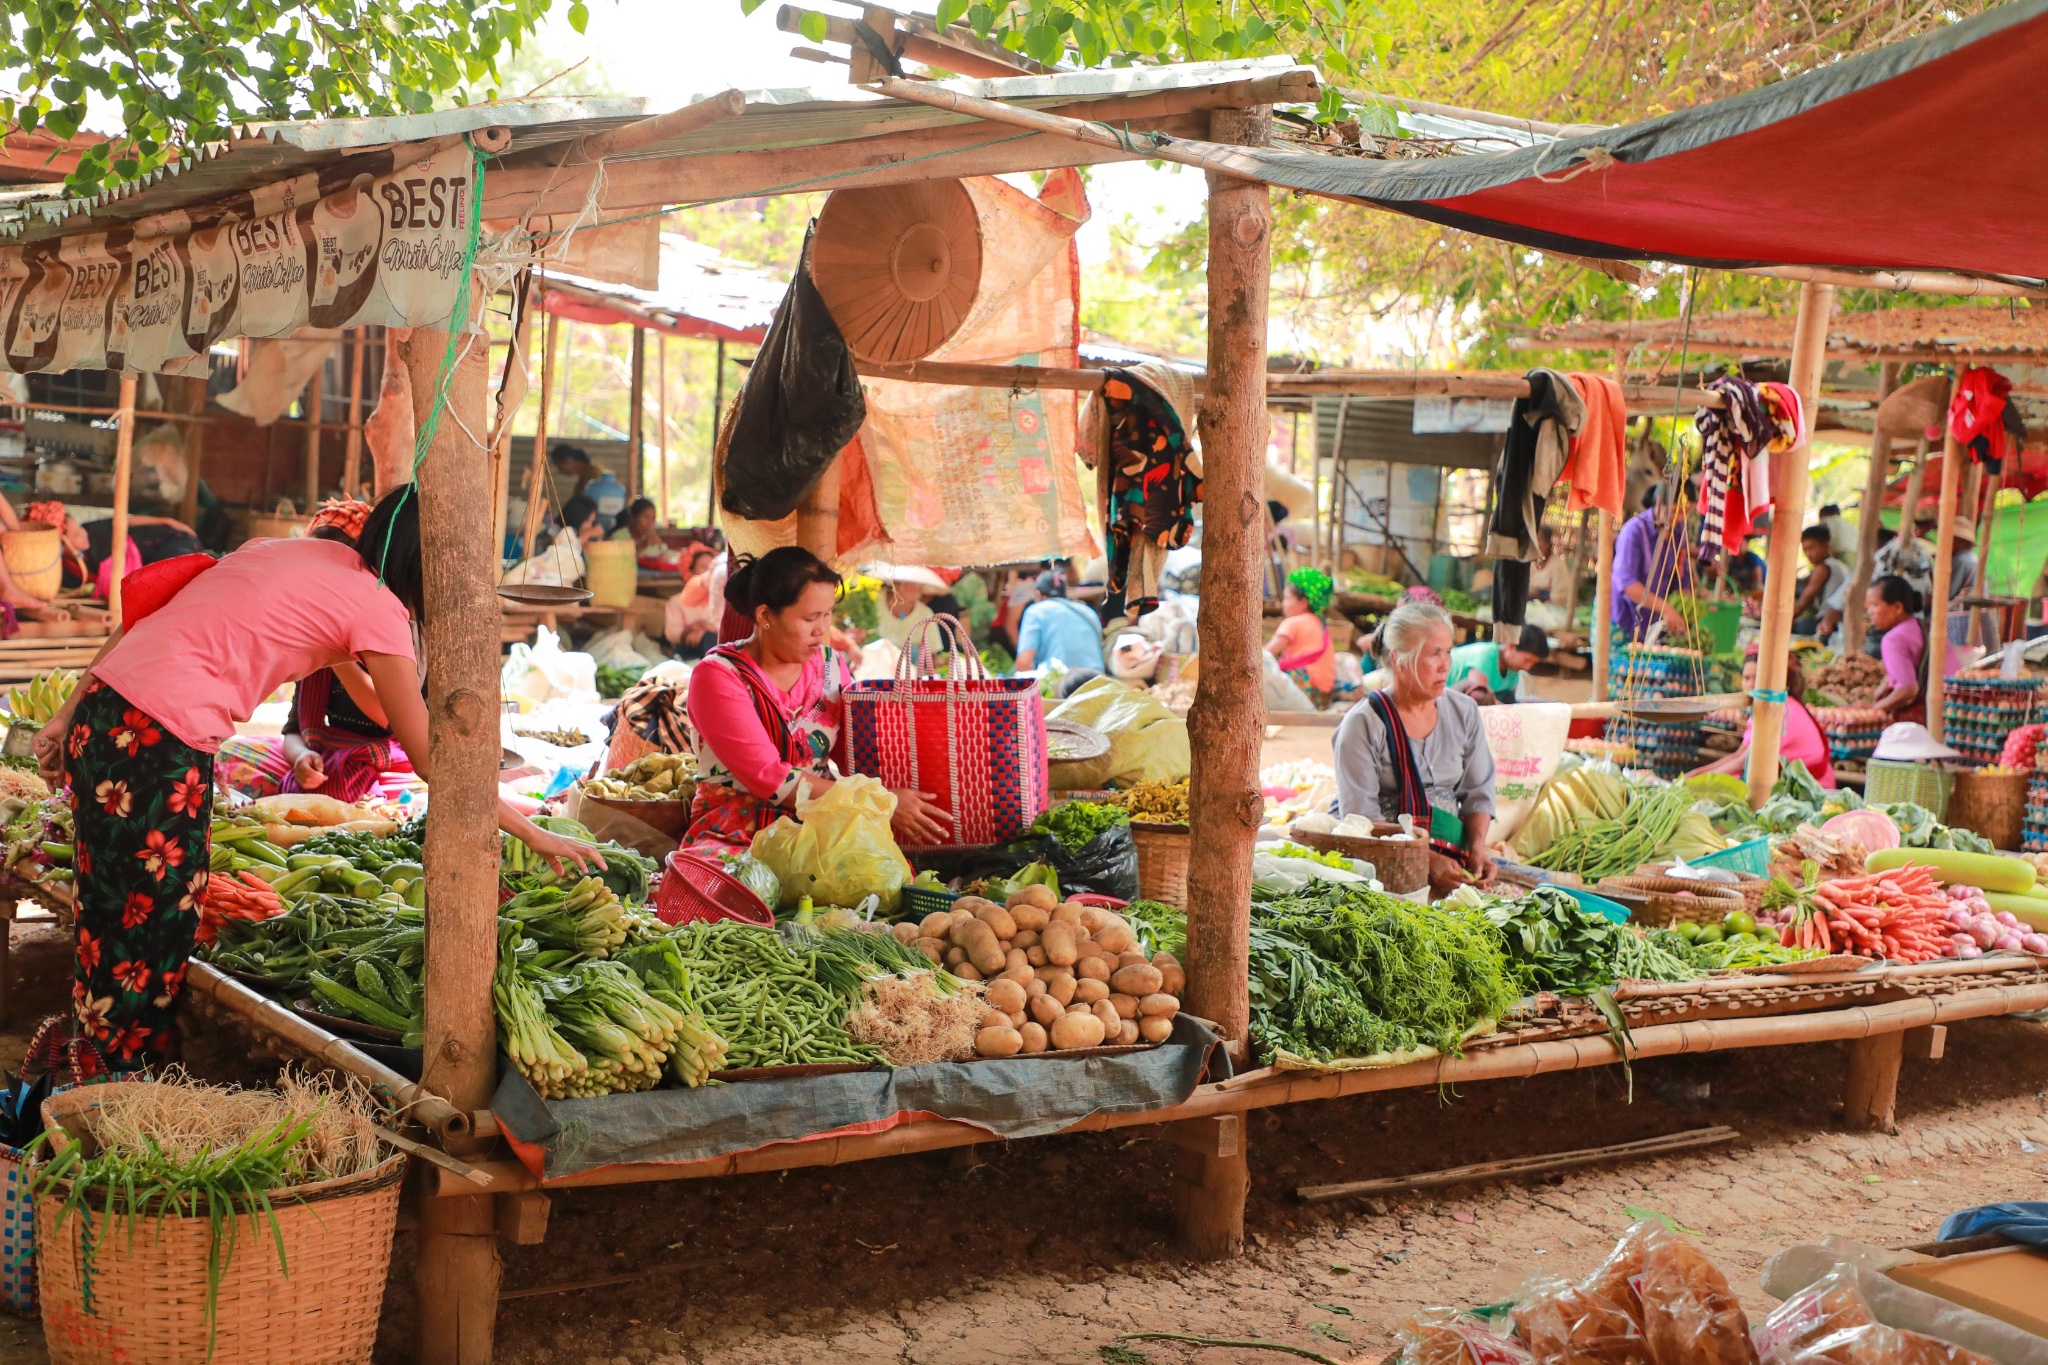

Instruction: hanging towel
[1559,373,1627,521]
[1950,366,2016,473]
[1695,375,1772,553]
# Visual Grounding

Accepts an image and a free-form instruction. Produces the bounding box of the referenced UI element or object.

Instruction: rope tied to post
[1090,121,1169,155]
[1749,688,1789,705]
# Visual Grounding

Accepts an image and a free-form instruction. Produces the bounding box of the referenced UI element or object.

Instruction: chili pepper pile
[1778,865,1956,962]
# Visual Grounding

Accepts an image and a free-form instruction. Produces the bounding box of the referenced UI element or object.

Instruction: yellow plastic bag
[750,774,911,912]
[1046,676,1191,789]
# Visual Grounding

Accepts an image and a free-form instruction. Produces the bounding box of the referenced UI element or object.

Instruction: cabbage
[722,853,782,910]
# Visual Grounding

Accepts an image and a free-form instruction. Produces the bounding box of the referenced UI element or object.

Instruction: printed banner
[0,141,479,374]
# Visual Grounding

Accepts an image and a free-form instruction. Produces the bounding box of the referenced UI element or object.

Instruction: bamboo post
[1900,437,1929,554]
[1559,509,1590,633]
[1747,282,1836,808]
[1925,387,1965,744]
[1179,104,1270,1260]
[656,332,669,524]
[1842,362,1901,655]
[708,337,726,525]
[302,363,324,511]
[106,373,137,621]
[172,374,206,529]
[520,311,560,558]
[407,323,504,1363]
[627,325,646,502]
[491,292,533,572]
[343,328,369,499]
[1844,1030,1904,1133]
[1978,465,2003,586]
[1590,515,1617,700]
[795,454,842,561]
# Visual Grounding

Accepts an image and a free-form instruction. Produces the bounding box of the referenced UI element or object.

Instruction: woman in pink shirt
[684,548,952,852]
[1687,650,1835,788]
[34,488,600,1070]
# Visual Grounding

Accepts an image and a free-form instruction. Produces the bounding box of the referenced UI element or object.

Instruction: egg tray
[1607,716,1702,780]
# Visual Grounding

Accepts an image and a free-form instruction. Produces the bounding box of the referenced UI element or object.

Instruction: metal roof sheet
[0,58,1311,245]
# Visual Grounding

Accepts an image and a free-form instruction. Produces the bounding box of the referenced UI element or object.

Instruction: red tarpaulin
[1172,0,2048,278]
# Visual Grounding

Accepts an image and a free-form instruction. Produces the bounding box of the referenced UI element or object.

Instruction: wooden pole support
[795,453,843,562]
[627,325,646,503]
[1925,391,1965,744]
[656,332,670,523]
[575,89,747,163]
[106,373,138,622]
[1844,1029,1904,1133]
[1747,281,1835,808]
[496,1190,551,1246]
[1591,510,1616,702]
[520,311,560,559]
[343,329,369,499]
[1152,1114,1242,1160]
[1185,103,1270,1052]
[303,363,324,511]
[1843,362,1901,655]
[1172,1138,1249,1259]
[409,323,504,1364]
[1903,1023,1947,1060]
[170,374,207,529]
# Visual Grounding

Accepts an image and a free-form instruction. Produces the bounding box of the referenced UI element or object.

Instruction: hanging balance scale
[810,180,984,363]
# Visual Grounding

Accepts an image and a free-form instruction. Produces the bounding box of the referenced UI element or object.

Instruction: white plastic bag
[1477,702,1572,845]
[501,626,599,707]
[856,638,902,682]
[1262,653,1316,712]
[583,628,666,670]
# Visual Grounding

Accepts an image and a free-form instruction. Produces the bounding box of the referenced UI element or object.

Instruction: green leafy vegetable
[1022,800,1132,852]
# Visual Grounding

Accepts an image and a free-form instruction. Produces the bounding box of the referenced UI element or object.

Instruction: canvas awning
[1168,0,2048,279]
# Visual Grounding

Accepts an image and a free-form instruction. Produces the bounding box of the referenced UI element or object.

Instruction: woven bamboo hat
[812,180,983,363]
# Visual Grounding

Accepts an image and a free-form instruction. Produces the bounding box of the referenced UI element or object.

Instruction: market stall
[6,3,2048,1360]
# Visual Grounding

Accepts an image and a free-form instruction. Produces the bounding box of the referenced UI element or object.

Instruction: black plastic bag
[720,225,867,522]
[914,822,1140,901]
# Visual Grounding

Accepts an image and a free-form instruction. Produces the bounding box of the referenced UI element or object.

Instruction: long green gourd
[1865,846,2035,893]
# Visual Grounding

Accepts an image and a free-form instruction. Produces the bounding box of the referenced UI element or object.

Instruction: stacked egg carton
[1613,645,1709,702]
[2025,766,2048,853]
[1941,677,2042,766]
[1607,715,1702,780]
[1813,705,1889,764]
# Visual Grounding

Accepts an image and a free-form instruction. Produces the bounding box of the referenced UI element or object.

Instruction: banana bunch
[581,751,696,801]
[5,670,78,725]
[1512,763,1629,860]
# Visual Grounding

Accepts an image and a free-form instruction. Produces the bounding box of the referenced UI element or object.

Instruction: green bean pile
[667,922,886,1069]
[1527,782,1692,880]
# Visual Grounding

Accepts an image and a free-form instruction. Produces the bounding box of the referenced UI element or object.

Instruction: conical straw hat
[811,180,983,363]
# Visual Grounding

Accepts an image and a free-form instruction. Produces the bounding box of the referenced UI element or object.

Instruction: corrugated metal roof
[1522,305,2048,360]
[1316,397,1498,471]
[0,58,1311,245]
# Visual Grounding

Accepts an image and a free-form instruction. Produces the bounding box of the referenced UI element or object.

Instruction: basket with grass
[31,1069,403,1365]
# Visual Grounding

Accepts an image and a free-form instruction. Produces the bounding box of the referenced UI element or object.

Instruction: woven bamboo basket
[1288,824,1430,895]
[1130,821,1190,906]
[35,1085,405,1365]
[1595,874,1746,926]
[1,527,62,600]
[1945,768,2028,851]
[1639,862,1770,915]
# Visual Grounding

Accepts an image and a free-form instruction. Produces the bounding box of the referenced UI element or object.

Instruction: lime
[1725,911,1757,937]
[1696,924,1726,943]
[1674,921,1703,941]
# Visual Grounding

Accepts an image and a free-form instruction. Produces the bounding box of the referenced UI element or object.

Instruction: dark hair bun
[727,546,842,618]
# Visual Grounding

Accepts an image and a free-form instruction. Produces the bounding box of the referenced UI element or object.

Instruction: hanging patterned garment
[1695,376,1774,553]
[1099,367,1202,619]
[1754,380,1802,534]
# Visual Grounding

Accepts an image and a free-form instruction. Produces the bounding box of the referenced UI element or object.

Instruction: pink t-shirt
[1270,614,1336,693]
[92,538,415,752]
[1743,698,1835,788]
[685,648,843,802]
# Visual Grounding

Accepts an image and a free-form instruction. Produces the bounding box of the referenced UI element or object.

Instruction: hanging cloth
[1100,366,1202,620]
[1557,373,1628,522]
[1364,690,1466,862]
[1950,366,2016,473]
[1488,369,1582,634]
[1695,375,1772,553]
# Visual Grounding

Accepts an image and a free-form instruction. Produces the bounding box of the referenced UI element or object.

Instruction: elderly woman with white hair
[1332,600,1498,894]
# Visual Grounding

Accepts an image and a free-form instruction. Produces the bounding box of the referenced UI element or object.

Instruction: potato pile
[888,884,1185,1058]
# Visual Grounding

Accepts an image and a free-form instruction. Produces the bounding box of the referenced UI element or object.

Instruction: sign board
[0,141,478,375]
[1412,395,1515,433]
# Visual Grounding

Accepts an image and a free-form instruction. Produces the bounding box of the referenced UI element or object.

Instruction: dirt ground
[2,911,2044,1365]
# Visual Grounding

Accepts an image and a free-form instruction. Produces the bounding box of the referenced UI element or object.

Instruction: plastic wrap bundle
[1615,645,1710,702]
[1513,1222,1757,1365]
[1814,706,1889,764]
[1607,716,1702,780]
[1401,1307,1535,1365]
[1941,677,2041,765]
[2025,767,2048,853]
[1754,1267,1997,1365]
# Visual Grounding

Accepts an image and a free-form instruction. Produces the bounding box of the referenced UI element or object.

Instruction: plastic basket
[0,1140,35,1317]
[1560,887,1631,923]
[1693,836,1771,877]
[1864,760,1955,818]
[899,882,959,921]
[653,851,776,928]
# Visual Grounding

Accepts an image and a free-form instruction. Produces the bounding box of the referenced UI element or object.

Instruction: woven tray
[1595,874,1745,926]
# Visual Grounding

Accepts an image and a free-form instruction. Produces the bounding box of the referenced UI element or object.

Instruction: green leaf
[567,0,588,33]
[739,0,769,11]
[798,8,827,42]
[1622,1205,1704,1236]
[936,0,969,27]
[1022,21,1062,62]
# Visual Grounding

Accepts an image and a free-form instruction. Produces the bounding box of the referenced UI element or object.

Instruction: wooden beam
[1747,282,1835,807]
[1925,382,1964,745]
[410,324,504,1364]
[1844,1030,1904,1133]
[302,362,324,511]
[1903,1023,1947,1060]
[655,332,669,523]
[1736,263,2048,301]
[520,311,560,559]
[573,89,747,163]
[1179,104,1269,1262]
[1296,1125,1739,1203]
[171,374,207,529]
[106,373,137,622]
[343,327,369,499]
[1843,361,1901,654]
[627,325,646,503]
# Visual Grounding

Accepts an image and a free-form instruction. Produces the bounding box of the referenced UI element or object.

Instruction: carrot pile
[1781,864,1953,963]
[197,869,286,945]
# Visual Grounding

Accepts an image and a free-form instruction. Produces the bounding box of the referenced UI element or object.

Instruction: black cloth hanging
[719,225,867,522]
[1488,368,1580,633]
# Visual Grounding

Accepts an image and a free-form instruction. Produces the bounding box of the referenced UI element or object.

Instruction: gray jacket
[1333,690,1497,824]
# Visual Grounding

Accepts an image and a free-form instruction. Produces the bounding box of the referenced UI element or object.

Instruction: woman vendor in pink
[1265,567,1337,706]
[683,547,952,851]
[1687,648,1835,788]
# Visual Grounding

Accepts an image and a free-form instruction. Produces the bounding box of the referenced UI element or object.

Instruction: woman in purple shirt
[1866,575,1926,725]
[1610,486,1695,641]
